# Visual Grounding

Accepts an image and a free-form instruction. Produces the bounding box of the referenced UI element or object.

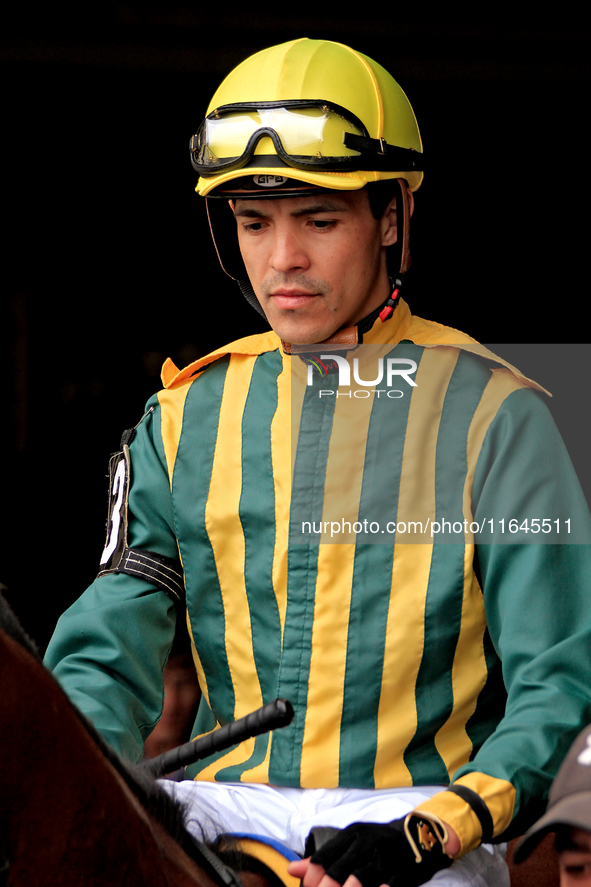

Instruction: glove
[309,814,454,887]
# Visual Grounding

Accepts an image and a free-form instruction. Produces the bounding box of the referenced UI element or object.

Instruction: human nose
[269,227,310,273]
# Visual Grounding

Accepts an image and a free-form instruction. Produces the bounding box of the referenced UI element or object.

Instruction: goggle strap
[344,133,423,172]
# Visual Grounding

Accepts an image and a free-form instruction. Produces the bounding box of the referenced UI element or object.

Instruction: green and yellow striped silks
[44,296,591,848]
[155,328,530,793]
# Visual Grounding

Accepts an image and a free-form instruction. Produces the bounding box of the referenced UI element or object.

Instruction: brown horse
[0,591,246,887]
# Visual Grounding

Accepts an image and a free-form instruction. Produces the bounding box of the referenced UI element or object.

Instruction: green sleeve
[456,387,591,835]
[44,397,178,763]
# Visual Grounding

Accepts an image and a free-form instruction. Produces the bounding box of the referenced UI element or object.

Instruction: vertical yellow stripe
[243,356,294,785]
[320,383,376,543]
[300,544,356,787]
[271,357,296,637]
[196,355,265,782]
[204,355,264,720]
[375,348,459,786]
[374,544,433,787]
[433,557,487,778]
[462,369,526,533]
[431,371,527,777]
[298,377,375,785]
[395,347,459,534]
[157,384,212,721]
[157,384,191,486]
[185,612,210,713]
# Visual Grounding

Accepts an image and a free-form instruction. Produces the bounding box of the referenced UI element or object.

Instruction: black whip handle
[143,697,294,778]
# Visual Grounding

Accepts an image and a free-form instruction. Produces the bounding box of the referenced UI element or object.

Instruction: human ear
[381,187,414,247]
[381,197,398,246]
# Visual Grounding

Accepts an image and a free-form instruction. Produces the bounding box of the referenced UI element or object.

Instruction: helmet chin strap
[238,278,268,320]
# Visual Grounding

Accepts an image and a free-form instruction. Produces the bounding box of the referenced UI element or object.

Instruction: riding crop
[142,697,294,778]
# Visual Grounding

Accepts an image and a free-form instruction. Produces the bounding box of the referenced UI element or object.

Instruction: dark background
[3,8,590,651]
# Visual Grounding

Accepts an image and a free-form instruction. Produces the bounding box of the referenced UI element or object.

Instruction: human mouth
[269,289,319,309]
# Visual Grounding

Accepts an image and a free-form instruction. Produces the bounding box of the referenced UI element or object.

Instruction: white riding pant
[161,781,509,887]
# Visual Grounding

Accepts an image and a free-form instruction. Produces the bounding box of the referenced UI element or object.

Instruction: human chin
[267,309,345,345]
[257,293,327,344]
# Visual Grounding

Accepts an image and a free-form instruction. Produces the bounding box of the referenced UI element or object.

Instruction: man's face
[233,189,397,344]
[557,827,591,885]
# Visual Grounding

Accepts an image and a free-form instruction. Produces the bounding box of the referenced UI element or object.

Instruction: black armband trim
[116,548,185,604]
[446,785,494,844]
[99,544,185,605]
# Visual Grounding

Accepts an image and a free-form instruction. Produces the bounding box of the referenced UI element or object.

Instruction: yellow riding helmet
[191,38,423,197]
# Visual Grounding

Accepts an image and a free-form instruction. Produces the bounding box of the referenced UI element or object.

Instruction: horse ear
[0,586,41,662]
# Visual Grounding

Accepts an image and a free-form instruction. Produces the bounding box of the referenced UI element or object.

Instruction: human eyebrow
[233,202,346,219]
[556,832,591,854]
[563,840,591,853]
[233,207,268,219]
[291,202,347,217]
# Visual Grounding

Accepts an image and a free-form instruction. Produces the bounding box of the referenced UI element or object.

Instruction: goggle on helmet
[192,38,424,197]
[190,100,423,194]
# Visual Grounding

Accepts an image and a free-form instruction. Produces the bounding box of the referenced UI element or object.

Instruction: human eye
[241,219,267,234]
[559,851,591,882]
[308,218,337,231]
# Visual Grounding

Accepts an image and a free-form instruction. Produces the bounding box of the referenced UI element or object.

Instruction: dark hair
[365,179,402,220]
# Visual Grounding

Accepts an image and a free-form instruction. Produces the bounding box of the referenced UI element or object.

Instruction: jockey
[45,38,591,887]
[514,722,591,885]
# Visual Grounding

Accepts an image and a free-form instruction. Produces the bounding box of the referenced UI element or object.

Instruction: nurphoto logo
[305,353,418,399]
